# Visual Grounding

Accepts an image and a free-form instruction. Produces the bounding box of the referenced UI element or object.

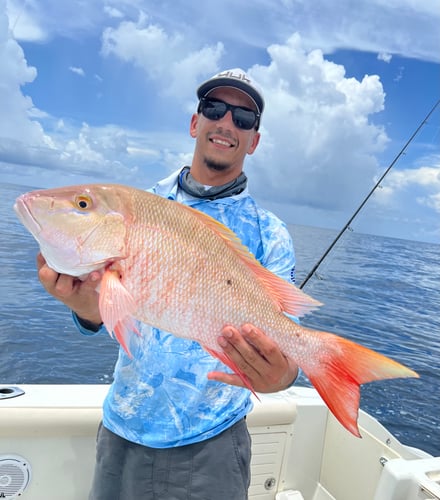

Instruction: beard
[203,156,231,172]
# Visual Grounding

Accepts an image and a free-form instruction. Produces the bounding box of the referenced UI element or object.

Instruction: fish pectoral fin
[99,269,138,356]
[204,347,260,400]
[113,318,140,359]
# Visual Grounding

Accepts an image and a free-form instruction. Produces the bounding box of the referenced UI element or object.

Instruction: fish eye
[75,194,93,210]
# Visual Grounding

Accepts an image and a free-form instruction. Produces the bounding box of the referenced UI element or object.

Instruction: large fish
[14,184,418,436]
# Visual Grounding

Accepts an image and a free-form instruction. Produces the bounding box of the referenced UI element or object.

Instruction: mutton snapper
[14,184,418,436]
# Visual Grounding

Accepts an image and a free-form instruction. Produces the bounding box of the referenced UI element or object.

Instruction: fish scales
[14,183,419,437]
[125,189,292,350]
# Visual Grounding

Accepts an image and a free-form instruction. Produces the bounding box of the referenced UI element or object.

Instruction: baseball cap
[197,68,265,114]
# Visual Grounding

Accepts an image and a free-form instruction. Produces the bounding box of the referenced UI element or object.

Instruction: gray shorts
[88,419,251,500]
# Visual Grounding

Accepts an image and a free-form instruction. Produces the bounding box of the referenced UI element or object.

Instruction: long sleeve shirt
[74,168,296,448]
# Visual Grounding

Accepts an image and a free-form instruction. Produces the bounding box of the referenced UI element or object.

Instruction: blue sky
[1,0,439,243]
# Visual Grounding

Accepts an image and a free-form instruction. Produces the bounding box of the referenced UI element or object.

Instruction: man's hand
[37,253,102,325]
[208,323,298,393]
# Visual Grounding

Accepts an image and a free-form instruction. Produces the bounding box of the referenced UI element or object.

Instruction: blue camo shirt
[74,168,296,448]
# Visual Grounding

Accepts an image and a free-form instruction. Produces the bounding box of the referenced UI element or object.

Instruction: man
[37,68,299,500]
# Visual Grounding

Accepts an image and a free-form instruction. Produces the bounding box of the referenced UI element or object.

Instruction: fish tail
[293,329,419,437]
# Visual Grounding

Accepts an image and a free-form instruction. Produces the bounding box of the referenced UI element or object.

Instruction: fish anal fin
[178,203,321,318]
[204,346,260,400]
[99,269,138,357]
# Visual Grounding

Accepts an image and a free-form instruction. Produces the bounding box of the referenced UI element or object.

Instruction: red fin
[204,347,260,400]
[294,328,419,437]
[246,266,322,317]
[99,269,138,357]
[178,203,321,317]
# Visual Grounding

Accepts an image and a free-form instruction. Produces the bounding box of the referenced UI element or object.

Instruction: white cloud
[393,66,404,82]
[0,9,49,146]
[6,0,47,42]
[423,191,440,212]
[388,164,440,190]
[357,157,440,241]
[97,24,394,213]
[0,1,439,241]
[69,66,85,77]
[0,6,136,184]
[6,0,439,62]
[248,34,388,211]
[101,16,224,102]
[378,52,392,63]
[262,0,440,62]
[104,6,124,19]
[376,161,440,213]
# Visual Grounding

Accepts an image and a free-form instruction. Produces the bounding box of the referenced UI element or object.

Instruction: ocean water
[1,182,439,457]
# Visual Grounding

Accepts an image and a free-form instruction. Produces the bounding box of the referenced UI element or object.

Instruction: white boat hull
[0,385,438,500]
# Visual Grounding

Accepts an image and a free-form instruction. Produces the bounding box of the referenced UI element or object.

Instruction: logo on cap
[215,70,251,84]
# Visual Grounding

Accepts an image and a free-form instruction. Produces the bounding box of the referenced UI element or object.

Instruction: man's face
[190,87,260,176]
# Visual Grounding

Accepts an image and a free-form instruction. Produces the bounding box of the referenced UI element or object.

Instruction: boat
[0,384,438,499]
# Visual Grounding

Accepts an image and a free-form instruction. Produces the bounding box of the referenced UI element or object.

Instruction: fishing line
[10,0,28,35]
[299,98,440,290]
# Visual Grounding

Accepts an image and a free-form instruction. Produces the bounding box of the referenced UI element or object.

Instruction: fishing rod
[299,98,440,290]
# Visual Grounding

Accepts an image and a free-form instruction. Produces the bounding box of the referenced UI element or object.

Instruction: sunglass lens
[232,108,256,130]
[202,101,227,121]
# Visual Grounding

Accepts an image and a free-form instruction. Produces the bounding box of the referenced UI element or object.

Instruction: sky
[1,0,439,243]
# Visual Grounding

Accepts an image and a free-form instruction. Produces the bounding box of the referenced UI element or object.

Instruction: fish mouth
[14,196,42,238]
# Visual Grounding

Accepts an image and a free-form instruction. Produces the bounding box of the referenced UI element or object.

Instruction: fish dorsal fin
[178,202,322,317]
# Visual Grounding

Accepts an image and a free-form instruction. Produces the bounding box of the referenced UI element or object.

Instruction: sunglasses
[198,97,260,130]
